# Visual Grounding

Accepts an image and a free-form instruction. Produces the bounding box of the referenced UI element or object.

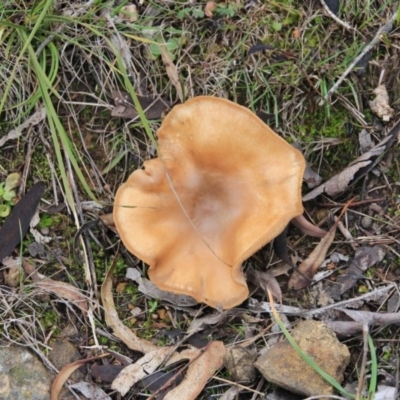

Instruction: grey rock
[0,345,53,400]
[223,346,256,384]
[361,216,373,229]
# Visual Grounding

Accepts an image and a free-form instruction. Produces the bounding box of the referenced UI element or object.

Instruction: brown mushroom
[114,97,305,309]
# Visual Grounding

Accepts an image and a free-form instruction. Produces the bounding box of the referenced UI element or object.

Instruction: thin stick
[316,197,386,208]
[322,9,397,103]
[319,0,354,31]
[212,376,264,395]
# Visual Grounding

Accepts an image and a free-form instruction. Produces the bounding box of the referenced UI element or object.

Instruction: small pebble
[361,216,373,229]
[40,227,50,235]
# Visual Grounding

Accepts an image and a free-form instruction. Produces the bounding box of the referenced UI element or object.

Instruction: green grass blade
[268,291,355,398]
[368,334,378,399]
[0,0,54,115]
[20,31,101,205]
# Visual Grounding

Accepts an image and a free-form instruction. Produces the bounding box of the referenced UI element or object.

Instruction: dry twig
[319,0,354,31]
[322,9,398,103]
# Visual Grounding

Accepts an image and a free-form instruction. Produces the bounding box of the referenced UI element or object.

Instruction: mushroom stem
[291,215,327,238]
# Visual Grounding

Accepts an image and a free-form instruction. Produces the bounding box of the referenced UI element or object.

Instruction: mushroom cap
[114,97,305,309]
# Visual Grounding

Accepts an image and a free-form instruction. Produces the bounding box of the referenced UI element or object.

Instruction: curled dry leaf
[22,260,88,314]
[101,263,158,354]
[288,223,337,290]
[160,46,183,102]
[303,119,400,201]
[247,268,282,304]
[369,85,394,121]
[112,346,204,396]
[163,341,226,400]
[111,347,173,396]
[51,354,108,400]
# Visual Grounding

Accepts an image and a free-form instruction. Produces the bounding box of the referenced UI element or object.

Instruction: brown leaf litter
[303,118,400,201]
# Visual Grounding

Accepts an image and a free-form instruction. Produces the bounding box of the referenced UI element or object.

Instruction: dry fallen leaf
[51,354,108,400]
[288,223,337,290]
[303,119,400,201]
[369,85,394,121]
[22,260,89,314]
[289,198,354,289]
[325,245,386,299]
[160,45,183,102]
[101,263,158,354]
[112,346,203,396]
[163,342,226,400]
[247,268,282,304]
[111,347,173,396]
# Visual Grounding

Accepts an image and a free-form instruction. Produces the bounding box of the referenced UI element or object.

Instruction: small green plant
[214,2,242,17]
[0,172,21,218]
[177,7,204,20]
[147,299,159,314]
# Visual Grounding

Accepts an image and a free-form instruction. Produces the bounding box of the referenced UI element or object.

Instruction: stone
[223,346,256,383]
[254,320,350,397]
[48,339,85,382]
[0,344,53,400]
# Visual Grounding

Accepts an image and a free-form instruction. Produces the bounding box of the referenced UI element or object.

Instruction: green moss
[295,106,349,140]
[38,213,61,229]
[40,309,60,330]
